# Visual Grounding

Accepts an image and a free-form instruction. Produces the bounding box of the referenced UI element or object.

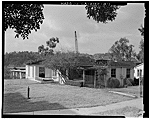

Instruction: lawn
[3,79,134,113]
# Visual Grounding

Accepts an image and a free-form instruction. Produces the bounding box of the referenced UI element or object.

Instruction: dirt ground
[3,79,135,113]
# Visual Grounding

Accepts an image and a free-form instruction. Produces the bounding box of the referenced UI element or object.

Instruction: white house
[80,60,135,87]
[134,63,144,79]
[26,60,65,84]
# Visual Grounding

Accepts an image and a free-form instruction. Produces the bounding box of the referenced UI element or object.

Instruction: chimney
[75,31,78,53]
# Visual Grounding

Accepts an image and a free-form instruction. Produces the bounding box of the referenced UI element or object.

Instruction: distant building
[9,67,26,79]
[134,63,144,79]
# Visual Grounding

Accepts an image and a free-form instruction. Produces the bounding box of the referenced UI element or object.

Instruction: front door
[39,67,45,78]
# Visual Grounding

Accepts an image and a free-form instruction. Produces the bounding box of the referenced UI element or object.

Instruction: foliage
[4,66,11,79]
[4,51,41,67]
[138,25,144,37]
[93,53,113,60]
[107,77,120,88]
[43,51,95,79]
[65,80,83,87]
[38,37,59,56]
[85,3,120,23]
[109,37,136,61]
[137,25,144,63]
[4,4,44,39]
[124,78,134,86]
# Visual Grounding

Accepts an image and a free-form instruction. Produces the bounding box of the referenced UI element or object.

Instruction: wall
[45,67,52,78]
[134,64,144,79]
[26,65,63,83]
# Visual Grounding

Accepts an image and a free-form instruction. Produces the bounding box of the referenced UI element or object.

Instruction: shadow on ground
[3,92,68,113]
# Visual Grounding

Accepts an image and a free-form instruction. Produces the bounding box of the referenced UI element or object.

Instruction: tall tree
[109,37,135,61]
[138,25,144,62]
[38,37,59,56]
[4,4,44,39]
[85,3,120,23]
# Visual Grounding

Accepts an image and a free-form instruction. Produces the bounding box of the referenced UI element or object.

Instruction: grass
[93,106,142,117]
[3,79,135,113]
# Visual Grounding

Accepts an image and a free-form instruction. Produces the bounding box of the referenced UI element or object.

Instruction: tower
[75,31,78,53]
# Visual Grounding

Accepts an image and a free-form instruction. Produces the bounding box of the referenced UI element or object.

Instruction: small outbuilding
[134,63,144,79]
[9,67,26,79]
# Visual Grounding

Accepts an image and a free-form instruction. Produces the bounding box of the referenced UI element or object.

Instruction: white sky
[5,3,145,55]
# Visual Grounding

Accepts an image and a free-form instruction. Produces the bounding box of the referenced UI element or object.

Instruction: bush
[4,67,11,79]
[107,77,120,88]
[124,78,134,86]
[65,80,83,87]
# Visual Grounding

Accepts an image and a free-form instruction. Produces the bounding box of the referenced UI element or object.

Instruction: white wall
[134,63,144,79]
[45,68,52,78]
[107,67,134,87]
[26,65,62,83]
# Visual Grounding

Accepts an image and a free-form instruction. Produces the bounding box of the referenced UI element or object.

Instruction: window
[28,66,30,77]
[39,67,45,78]
[140,69,142,77]
[126,69,130,78]
[111,69,116,77]
[137,69,140,77]
[53,70,57,76]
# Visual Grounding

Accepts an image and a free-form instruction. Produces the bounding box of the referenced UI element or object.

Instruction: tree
[97,68,108,88]
[109,37,136,61]
[4,4,44,39]
[43,51,95,79]
[138,25,144,62]
[38,37,59,56]
[138,25,144,37]
[4,51,41,67]
[85,3,120,23]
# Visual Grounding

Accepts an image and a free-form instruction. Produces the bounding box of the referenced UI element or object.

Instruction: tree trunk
[104,75,106,88]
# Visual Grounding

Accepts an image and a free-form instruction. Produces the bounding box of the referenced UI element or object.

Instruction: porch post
[94,70,96,88]
[20,72,22,79]
[66,69,69,77]
[83,69,85,86]
[15,72,17,79]
[12,72,14,79]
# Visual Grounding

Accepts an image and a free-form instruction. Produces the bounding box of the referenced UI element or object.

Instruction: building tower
[75,31,78,53]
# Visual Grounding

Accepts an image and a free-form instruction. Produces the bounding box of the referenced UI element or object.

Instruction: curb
[109,91,137,98]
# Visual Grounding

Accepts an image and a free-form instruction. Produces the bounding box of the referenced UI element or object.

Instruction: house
[79,59,136,87]
[26,60,65,84]
[9,67,26,79]
[134,63,144,79]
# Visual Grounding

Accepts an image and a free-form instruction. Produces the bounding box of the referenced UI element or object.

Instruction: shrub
[124,78,134,86]
[4,67,11,79]
[65,80,83,87]
[107,77,120,88]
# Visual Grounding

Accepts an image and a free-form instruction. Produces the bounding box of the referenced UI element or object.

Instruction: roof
[108,61,136,68]
[8,67,26,70]
[134,63,144,68]
[26,59,45,65]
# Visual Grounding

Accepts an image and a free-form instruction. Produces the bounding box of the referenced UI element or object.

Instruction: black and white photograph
[3,1,146,117]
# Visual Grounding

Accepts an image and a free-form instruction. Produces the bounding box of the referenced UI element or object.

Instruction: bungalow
[80,59,135,87]
[26,60,65,84]
[25,59,135,88]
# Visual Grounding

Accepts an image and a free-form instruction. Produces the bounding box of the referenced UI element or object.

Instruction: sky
[5,3,145,55]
